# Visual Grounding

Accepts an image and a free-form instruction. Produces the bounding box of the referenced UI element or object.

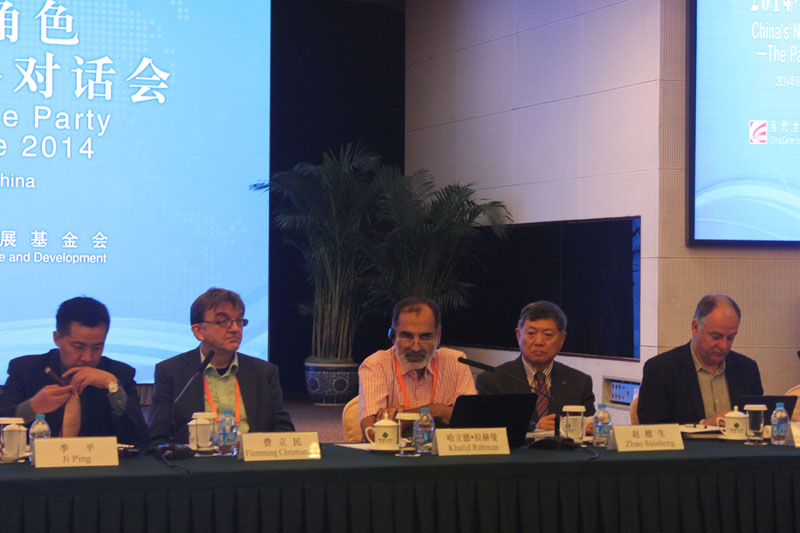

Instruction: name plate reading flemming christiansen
[608,424,684,452]
[435,428,510,456]
[238,432,321,461]
[33,437,119,468]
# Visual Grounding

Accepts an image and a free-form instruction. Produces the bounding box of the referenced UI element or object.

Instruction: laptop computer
[448,393,537,447]
[736,395,797,419]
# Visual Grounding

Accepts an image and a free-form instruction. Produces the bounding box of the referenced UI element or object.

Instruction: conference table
[0,440,799,533]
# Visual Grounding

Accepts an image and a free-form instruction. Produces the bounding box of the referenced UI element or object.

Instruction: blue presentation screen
[0,1,270,383]
[692,1,800,243]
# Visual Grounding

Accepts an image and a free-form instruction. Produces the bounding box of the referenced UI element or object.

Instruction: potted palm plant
[252,144,380,404]
[253,144,512,405]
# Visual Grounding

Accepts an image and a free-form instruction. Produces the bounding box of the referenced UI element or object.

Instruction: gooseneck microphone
[457,357,579,450]
[155,351,215,461]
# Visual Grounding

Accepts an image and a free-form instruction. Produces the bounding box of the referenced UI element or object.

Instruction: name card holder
[238,432,321,461]
[608,424,684,452]
[32,437,119,468]
[434,428,509,456]
[787,422,800,447]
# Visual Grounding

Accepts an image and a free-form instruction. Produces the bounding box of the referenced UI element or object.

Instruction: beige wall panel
[406,36,515,131]
[639,256,659,349]
[405,0,516,65]
[514,0,583,32]
[660,0,686,81]
[580,82,660,177]
[580,0,660,95]
[515,18,582,107]
[512,100,583,183]
[659,80,685,171]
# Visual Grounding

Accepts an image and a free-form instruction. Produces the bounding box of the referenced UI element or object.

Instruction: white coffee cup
[716,407,747,440]
[560,405,586,442]
[1,423,27,459]
[188,418,213,449]
[365,415,400,450]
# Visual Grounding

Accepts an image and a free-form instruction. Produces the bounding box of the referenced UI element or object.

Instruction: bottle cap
[776,403,784,409]
[598,404,606,409]
[34,414,45,420]
[420,407,430,413]
[223,409,233,415]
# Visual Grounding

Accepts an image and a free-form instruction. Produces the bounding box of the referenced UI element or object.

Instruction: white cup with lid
[365,413,400,450]
[716,406,747,440]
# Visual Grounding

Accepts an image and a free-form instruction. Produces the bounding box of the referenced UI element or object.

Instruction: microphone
[155,351,214,460]
[458,357,579,450]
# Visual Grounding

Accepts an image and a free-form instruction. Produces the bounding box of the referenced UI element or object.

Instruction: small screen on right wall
[689,1,800,244]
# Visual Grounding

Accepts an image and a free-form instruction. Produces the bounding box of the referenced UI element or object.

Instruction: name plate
[787,422,800,447]
[238,432,321,461]
[435,428,510,456]
[608,424,684,452]
[33,437,119,468]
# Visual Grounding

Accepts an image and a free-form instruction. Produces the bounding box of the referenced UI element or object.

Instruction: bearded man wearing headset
[357,296,476,440]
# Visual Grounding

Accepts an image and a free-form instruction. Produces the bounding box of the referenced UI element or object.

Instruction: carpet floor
[284,394,347,443]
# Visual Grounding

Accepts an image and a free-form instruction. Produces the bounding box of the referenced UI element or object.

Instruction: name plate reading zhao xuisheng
[32,437,119,468]
[238,432,321,461]
[435,428,510,456]
[608,424,684,452]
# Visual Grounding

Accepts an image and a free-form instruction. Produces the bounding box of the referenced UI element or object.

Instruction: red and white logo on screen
[749,120,767,144]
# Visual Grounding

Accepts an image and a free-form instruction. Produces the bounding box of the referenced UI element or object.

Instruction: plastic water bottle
[771,402,790,446]
[218,410,238,456]
[28,414,51,464]
[593,404,612,447]
[413,407,435,454]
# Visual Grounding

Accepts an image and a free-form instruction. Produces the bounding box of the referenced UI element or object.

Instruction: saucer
[368,445,400,453]
[396,412,420,421]
[718,434,747,441]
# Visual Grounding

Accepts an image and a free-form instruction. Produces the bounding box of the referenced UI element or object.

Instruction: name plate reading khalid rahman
[608,424,684,452]
[435,428,510,456]
[33,437,119,468]
[238,432,321,461]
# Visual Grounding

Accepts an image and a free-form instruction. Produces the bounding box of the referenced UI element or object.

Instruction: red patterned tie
[534,372,549,419]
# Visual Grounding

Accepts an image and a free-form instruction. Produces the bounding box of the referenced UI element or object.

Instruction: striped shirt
[358,347,477,421]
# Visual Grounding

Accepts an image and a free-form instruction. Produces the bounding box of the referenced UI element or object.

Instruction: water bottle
[413,407,435,454]
[593,404,612,447]
[218,410,238,456]
[770,402,790,446]
[28,414,51,464]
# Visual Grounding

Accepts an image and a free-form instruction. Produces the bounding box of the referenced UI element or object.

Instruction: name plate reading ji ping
[238,432,321,461]
[608,424,684,452]
[33,437,119,468]
[435,428,510,456]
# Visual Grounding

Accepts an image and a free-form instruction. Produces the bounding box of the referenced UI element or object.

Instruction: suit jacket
[475,356,595,422]
[0,349,149,446]
[147,349,295,446]
[637,342,764,424]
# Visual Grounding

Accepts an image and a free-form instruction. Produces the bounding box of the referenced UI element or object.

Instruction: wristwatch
[107,381,120,394]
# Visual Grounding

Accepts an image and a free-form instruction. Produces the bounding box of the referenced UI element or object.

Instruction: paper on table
[679,424,721,434]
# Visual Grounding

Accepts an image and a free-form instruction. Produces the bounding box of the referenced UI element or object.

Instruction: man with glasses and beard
[358,297,476,439]
[147,288,294,447]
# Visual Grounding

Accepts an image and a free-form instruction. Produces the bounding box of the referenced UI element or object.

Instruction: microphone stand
[155,351,215,461]
[457,357,580,450]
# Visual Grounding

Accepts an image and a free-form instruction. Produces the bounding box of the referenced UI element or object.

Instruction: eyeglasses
[199,318,249,329]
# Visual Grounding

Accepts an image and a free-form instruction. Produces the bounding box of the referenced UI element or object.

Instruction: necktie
[534,372,549,419]
[61,394,81,437]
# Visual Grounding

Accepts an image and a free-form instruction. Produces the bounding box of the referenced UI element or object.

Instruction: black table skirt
[0,440,799,533]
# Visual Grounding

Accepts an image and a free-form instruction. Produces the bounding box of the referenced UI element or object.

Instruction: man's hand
[375,405,402,422]
[703,410,732,427]
[425,403,454,426]
[535,413,556,431]
[63,367,117,395]
[29,384,73,414]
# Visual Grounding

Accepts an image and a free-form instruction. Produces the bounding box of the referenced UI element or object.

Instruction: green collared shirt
[690,344,731,421]
[200,350,250,434]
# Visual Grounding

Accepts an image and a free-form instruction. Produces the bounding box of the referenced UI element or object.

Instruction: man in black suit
[637,294,763,425]
[0,297,148,445]
[148,288,294,446]
[476,301,595,431]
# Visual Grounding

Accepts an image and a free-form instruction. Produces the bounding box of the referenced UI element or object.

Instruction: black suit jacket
[637,342,763,424]
[0,349,148,446]
[147,349,295,446]
[475,356,596,422]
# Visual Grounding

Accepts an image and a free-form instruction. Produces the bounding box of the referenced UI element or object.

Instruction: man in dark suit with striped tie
[475,301,595,431]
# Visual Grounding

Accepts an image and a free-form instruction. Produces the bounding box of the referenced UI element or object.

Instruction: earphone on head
[387,326,395,342]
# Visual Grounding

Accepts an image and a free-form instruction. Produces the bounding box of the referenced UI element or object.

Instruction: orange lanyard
[393,354,438,408]
[202,375,241,423]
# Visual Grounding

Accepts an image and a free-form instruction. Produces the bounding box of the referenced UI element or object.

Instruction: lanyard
[393,354,438,408]
[202,375,241,423]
